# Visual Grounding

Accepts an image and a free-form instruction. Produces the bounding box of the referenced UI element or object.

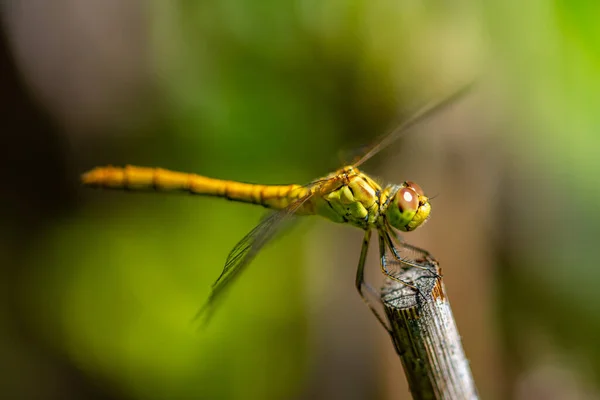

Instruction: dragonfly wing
[195,192,314,324]
[353,83,474,167]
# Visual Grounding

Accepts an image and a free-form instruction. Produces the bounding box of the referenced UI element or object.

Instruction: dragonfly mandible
[81,85,471,329]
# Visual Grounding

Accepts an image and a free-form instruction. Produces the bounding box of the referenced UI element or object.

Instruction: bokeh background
[2,1,600,399]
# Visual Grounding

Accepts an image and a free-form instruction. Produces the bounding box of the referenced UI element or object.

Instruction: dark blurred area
[3,1,600,400]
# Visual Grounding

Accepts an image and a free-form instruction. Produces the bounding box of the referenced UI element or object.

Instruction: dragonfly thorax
[311,167,430,233]
[308,167,380,229]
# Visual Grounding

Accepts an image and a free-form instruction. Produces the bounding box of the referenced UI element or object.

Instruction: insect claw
[414,285,428,302]
[428,269,442,279]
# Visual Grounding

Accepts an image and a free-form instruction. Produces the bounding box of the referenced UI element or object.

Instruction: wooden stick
[381,259,479,400]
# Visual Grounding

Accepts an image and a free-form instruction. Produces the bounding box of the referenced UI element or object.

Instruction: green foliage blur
[3,2,474,399]
[5,1,600,399]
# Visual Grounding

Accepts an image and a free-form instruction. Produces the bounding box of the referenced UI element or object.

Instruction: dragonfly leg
[378,233,428,301]
[386,225,433,259]
[383,230,440,279]
[355,229,391,332]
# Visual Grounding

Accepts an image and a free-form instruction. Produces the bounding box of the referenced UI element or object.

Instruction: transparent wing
[353,83,474,168]
[195,191,315,324]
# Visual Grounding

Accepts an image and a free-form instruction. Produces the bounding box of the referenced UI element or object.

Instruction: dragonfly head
[386,181,431,232]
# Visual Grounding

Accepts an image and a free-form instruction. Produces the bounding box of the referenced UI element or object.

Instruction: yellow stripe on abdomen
[81,165,308,210]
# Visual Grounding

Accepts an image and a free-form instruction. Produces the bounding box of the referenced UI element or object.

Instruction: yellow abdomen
[82,166,309,211]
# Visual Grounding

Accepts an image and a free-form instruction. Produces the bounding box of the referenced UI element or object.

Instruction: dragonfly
[81,85,471,329]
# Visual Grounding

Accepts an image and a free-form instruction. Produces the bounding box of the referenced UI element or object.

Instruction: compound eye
[404,181,424,196]
[397,187,419,213]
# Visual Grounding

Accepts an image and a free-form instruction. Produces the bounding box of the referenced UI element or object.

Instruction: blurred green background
[2,1,600,399]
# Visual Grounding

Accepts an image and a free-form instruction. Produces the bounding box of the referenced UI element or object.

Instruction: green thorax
[311,167,394,230]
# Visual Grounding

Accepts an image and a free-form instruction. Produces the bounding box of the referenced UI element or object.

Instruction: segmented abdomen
[81,166,310,211]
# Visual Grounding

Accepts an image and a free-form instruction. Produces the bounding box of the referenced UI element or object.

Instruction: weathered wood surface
[381,259,479,400]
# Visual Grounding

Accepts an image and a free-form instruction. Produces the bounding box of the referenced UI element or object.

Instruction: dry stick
[381,259,479,400]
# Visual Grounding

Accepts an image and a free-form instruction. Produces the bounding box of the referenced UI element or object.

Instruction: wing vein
[195,188,316,324]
